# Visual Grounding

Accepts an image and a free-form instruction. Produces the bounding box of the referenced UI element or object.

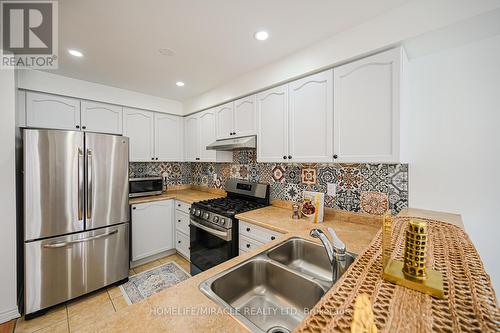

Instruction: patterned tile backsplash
[129,150,408,214]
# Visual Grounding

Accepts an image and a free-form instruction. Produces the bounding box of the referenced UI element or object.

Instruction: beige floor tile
[67,291,110,317]
[68,298,115,331]
[14,305,67,333]
[133,260,162,273]
[106,285,123,300]
[34,320,69,333]
[128,269,135,276]
[111,297,129,312]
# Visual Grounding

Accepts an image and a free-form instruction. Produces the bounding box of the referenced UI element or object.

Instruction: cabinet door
[155,113,183,161]
[289,70,333,162]
[123,108,154,162]
[184,115,199,161]
[215,102,234,140]
[131,200,174,261]
[198,109,217,161]
[234,95,257,137]
[333,48,400,162]
[257,85,289,162]
[26,92,80,130]
[81,101,123,134]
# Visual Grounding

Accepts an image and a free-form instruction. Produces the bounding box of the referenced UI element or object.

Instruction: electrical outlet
[327,183,337,196]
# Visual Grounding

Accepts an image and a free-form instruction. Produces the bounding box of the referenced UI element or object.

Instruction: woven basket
[295,217,500,333]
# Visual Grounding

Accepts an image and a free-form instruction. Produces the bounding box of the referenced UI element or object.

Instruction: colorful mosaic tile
[301,166,317,185]
[285,165,301,184]
[130,150,409,214]
[271,164,286,183]
[360,191,389,215]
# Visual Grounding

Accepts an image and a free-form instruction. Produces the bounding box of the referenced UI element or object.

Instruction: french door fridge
[23,129,130,315]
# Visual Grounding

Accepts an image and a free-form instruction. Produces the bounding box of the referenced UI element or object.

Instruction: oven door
[190,216,232,275]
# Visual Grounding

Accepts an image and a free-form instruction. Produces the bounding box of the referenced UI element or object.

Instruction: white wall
[18,70,183,115]
[402,34,500,292]
[184,0,500,113]
[0,66,20,322]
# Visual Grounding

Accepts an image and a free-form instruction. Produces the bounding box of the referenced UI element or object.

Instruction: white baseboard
[0,307,20,324]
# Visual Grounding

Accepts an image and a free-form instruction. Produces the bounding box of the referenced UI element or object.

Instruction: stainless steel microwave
[129,177,163,197]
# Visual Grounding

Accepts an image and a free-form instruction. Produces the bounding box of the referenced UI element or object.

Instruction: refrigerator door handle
[42,229,119,248]
[77,147,84,221]
[87,148,93,218]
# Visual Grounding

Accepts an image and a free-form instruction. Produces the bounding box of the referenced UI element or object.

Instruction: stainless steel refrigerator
[23,129,130,315]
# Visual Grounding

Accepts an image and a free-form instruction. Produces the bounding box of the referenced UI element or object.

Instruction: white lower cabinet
[238,221,282,255]
[131,200,174,261]
[175,200,191,260]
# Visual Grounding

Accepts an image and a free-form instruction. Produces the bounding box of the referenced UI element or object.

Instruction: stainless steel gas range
[189,179,270,275]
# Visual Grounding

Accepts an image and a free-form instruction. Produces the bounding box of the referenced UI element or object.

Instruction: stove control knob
[195,209,201,217]
[220,218,225,226]
[203,212,209,219]
[213,216,219,223]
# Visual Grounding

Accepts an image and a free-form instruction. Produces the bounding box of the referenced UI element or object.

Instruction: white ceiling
[53,0,412,101]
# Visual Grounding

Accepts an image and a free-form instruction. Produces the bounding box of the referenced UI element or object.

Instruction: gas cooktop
[194,197,267,217]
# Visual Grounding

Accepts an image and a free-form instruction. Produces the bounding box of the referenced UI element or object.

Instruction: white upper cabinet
[215,102,234,140]
[26,92,80,130]
[154,113,183,162]
[123,108,154,162]
[198,109,217,161]
[233,95,257,138]
[257,85,289,162]
[81,101,123,134]
[289,70,333,162]
[184,115,199,162]
[333,48,401,162]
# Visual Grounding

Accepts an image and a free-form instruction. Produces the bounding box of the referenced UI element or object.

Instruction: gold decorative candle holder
[382,218,445,299]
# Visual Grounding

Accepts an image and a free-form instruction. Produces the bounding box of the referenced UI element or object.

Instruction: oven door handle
[190,219,231,241]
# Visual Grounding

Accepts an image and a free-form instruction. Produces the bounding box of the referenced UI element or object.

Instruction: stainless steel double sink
[199,237,355,333]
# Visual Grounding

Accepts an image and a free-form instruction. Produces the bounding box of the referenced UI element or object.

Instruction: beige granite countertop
[76,204,382,332]
[129,188,225,205]
[78,192,467,332]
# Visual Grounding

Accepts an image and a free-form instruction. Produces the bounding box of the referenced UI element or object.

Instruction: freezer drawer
[25,224,129,315]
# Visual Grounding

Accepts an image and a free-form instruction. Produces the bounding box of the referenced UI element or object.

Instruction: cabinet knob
[178,219,181,222]
[178,240,181,244]
[246,227,250,232]
[132,207,136,210]
[178,204,181,207]
[76,125,80,129]
[271,236,276,240]
[288,155,292,159]
[333,154,338,159]
[151,157,154,160]
[82,126,86,129]
[246,243,250,248]
[283,156,287,160]
[155,157,158,160]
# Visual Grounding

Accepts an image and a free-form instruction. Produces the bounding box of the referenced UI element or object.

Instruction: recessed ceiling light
[68,49,83,57]
[158,48,175,56]
[254,31,269,41]
[176,81,185,87]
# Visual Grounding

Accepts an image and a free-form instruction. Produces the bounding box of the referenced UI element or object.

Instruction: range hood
[206,135,256,151]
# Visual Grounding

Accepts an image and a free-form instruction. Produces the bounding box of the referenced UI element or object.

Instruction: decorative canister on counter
[292,202,301,219]
[402,219,428,280]
[301,191,325,223]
